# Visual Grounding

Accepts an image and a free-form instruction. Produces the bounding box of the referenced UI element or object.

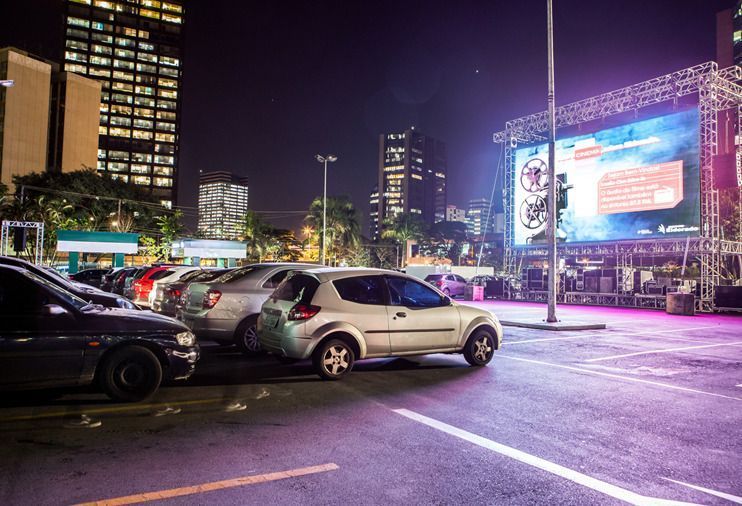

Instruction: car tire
[312,339,354,380]
[463,329,496,366]
[443,287,451,297]
[235,316,262,356]
[99,346,163,402]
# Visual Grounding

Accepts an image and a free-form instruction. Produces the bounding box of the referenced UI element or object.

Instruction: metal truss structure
[1,221,45,265]
[494,62,742,312]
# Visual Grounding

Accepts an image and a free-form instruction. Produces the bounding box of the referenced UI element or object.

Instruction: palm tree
[381,212,427,266]
[305,196,361,266]
[240,210,278,262]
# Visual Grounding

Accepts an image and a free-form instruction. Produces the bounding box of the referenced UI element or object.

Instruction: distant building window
[162,13,182,24]
[109,127,131,138]
[160,56,179,67]
[92,33,113,43]
[154,177,173,187]
[137,52,158,63]
[137,63,157,73]
[134,119,153,129]
[133,130,154,140]
[134,107,155,117]
[68,17,90,28]
[65,51,88,63]
[131,164,151,174]
[162,2,182,13]
[155,132,175,143]
[132,176,152,186]
[154,166,173,176]
[139,8,160,19]
[64,63,88,74]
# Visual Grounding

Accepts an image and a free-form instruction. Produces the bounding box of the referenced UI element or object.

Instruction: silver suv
[179,263,316,355]
[258,268,502,380]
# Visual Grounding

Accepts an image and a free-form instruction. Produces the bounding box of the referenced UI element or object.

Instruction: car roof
[298,267,414,283]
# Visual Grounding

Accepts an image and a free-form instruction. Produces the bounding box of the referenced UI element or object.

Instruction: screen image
[512,108,700,245]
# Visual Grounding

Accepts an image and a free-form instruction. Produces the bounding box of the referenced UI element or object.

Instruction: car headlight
[116,298,137,309]
[175,331,196,347]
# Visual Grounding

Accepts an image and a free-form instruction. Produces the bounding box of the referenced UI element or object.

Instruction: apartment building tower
[197,171,249,240]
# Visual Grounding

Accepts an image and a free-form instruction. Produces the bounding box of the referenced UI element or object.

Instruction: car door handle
[395,312,407,318]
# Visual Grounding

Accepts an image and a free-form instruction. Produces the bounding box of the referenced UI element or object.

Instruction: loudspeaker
[584,276,600,293]
[715,286,742,309]
[599,276,615,293]
[12,227,27,252]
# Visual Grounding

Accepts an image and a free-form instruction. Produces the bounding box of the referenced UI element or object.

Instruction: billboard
[512,108,700,245]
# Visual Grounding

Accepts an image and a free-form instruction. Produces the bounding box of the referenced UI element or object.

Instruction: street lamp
[315,154,337,266]
[0,80,14,88]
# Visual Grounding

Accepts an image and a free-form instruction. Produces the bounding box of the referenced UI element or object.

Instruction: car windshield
[273,273,320,303]
[214,266,267,284]
[21,270,88,310]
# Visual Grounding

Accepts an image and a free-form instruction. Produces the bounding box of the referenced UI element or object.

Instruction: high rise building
[375,129,446,239]
[62,0,184,208]
[445,204,466,223]
[198,171,249,240]
[0,47,100,188]
[369,185,380,240]
[466,198,503,239]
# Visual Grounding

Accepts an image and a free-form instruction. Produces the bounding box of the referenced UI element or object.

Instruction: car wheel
[463,329,496,366]
[99,346,163,402]
[235,316,262,356]
[443,287,451,297]
[312,339,354,380]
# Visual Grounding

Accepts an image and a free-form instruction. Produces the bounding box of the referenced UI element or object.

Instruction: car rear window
[273,274,320,304]
[214,266,267,284]
[333,276,385,305]
[149,269,172,281]
[424,274,444,281]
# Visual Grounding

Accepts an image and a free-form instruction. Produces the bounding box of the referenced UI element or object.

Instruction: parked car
[147,266,201,307]
[0,264,199,401]
[179,263,316,355]
[424,273,468,298]
[112,267,141,296]
[130,266,173,308]
[100,267,124,292]
[153,268,230,317]
[69,268,109,289]
[0,256,138,310]
[258,268,502,380]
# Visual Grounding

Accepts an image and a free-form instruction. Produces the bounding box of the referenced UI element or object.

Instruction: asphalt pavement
[0,301,740,505]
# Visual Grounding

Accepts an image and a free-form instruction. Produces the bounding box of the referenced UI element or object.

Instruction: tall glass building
[62,0,184,208]
[198,171,249,240]
[374,129,447,239]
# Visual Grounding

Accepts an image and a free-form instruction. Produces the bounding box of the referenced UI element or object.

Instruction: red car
[131,266,173,308]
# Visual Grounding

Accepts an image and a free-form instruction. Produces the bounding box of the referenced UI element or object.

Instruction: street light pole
[315,154,337,266]
[546,0,558,323]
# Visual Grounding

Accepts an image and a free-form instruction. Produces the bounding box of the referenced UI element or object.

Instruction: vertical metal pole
[546,0,558,322]
[322,159,327,266]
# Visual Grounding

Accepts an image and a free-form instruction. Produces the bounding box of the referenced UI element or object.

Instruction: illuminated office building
[198,171,249,240]
[445,204,466,223]
[466,198,503,239]
[375,129,447,239]
[62,0,184,208]
[369,185,380,240]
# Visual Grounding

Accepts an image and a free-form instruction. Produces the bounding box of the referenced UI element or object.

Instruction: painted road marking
[504,335,594,345]
[0,398,225,423]
[74,463,339,506]
[662,478,742,504]
[584,341,742,363]
[393,409,698,506]
[495,355,742,402]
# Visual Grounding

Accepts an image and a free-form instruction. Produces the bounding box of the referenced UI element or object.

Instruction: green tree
[156,209,184,261]
[381,213,427,266]
[240,210,278,262]
[305,196,361,266]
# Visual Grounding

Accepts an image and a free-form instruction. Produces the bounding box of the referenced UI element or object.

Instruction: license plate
[263,313,279,328]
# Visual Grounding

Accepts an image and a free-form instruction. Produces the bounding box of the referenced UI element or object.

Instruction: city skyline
[0,0,732,235]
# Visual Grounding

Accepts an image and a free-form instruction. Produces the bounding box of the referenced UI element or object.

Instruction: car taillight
[287,303,321,321]
[166,287,181,297]
[435,280,444,287]
[203,289,222,309]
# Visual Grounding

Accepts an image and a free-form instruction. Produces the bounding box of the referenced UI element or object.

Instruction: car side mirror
[41,304,71,317]
[441,295,452,306]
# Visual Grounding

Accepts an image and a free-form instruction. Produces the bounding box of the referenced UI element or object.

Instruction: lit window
[131,164,151,174]
[92,33,113,43]
[116,37,136,48]
[115,48,135,59]
[141,0,161,7]
[155,132,175,142]
[138,30,150,39]
[135,85,155,95]
[158,78,177,88]
[134,118,153,129]
[160,56,179,67]
[94,0,115,9]
[159,67,178,77]
[156,122,175,132]
[154,166,173,176]
[70,0,91,4]
[111,93,133,104]
[162,13,182,23]
[162,2,182,13]
[114,59,134,70]
[110,116,132,127]
[135,96,156,107]
[123,27,137,37]
[157,100,176,110]
[132,153,152,162]
[158,89,177,99]
[68,17,90,28]
[112,82,133,92]
[64,63,88,74]
[139,8,160,19]
[110,174,129,183]
[156,110,176,120]
[65,51,88,63]
[155,155,174,165]
[109,151,129,160]
[92,44,113,55]
[113,70,133,81]
[67,28,88,38]
[154,177,173,187]
[137,63,157,73]
[133,130,154,140]
[66,40,88,51]
[108,162,129,172]
[92,21,112,31]
[137,52,158,63]
[139,42,155,51]
[133,176,151,185]
[134,107,155,117]
[90,55,111,66]
[109,127,131,137]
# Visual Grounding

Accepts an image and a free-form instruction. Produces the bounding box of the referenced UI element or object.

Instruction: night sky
[0,0,734,233]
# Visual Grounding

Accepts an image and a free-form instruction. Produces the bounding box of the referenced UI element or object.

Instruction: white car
[258,268,503,380]
[148,266,202,308]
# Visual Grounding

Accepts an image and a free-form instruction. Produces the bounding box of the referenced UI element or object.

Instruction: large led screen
[513,108,700,245]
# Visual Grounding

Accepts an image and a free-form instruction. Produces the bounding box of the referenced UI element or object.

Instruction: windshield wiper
[80,302,105,312]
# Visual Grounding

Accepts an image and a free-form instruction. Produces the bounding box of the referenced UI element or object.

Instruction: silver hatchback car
[258,268,502,379]
[179,263,316,355]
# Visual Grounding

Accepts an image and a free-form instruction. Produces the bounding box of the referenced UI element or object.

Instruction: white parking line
[662,478,742,504]
[495,355,742,402]
[584,341,742,363]
[504,335,594,345]
[393,409,698,506]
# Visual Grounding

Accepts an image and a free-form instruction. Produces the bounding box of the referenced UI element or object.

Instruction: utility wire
[476,143,504,275]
